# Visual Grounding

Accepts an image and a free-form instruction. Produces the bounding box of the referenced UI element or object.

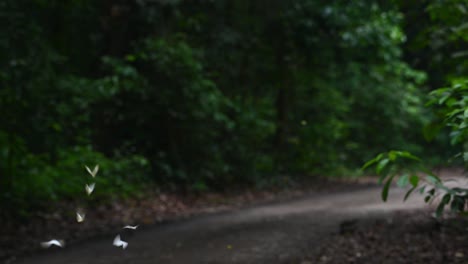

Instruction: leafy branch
[364,79,468,217]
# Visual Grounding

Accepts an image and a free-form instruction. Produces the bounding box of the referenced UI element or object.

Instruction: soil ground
[305,211,468,264]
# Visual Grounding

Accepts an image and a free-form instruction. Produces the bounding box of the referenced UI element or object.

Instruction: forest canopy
[0,0,466,215]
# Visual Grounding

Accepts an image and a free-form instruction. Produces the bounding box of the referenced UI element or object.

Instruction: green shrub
[365,79,468,217]
[0,138,149,216]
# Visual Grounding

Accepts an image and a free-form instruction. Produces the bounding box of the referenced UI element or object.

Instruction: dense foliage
[0,0,463,215]
[365,79,467,217]
[365,0,468,217]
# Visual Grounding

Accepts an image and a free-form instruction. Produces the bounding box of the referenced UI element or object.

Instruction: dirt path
[11,184,433,264]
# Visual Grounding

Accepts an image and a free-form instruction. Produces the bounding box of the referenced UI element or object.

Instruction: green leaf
[376,158,389,174]
[435,193,451,217]
[396,174,409,188]
[428,188,435,196]
[395,151,421,161]
[125,54,136,62]
[438,93,451,105]
[404,186,416,201]
[378,173,388,185]
[403,187,416,201]
[424,195,431,203]
[381,174,395,202]
[409,175,419,187]
[450,196,464,212]
[395,172,419,203]
[362,153,383,170]
[424,188,435,203]
[419,185,426,194]
[441,193,451,205]
[362,159,377,170]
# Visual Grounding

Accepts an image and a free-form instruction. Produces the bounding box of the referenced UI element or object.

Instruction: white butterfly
[85,165,99,178]
[76,211,85,223]
[40,239,65,248]
[85,183,96,195]
[123,225,139,230]
[113,235,128,249]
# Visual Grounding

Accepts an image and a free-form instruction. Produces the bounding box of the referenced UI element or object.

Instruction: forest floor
[3,168,468,264]
[306,210,468,264]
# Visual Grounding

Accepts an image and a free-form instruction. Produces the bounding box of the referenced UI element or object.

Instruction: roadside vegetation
[364,0,467,216]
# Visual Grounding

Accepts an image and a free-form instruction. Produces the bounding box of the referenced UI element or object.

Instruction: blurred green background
[1,0,466,216]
